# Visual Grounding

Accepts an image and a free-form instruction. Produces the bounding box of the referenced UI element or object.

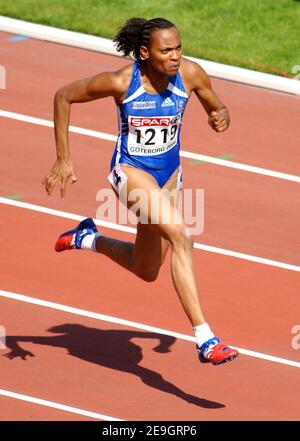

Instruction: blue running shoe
[55,218,98,252]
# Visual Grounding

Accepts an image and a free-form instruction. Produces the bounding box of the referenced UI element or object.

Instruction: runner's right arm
[43,70,128,198]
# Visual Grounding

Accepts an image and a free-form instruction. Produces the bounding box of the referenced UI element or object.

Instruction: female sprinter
[43,17,239,365]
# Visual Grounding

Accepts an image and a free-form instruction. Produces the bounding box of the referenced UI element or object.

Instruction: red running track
[0,30,300,420]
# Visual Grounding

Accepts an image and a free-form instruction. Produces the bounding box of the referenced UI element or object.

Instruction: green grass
[1,0,300,76]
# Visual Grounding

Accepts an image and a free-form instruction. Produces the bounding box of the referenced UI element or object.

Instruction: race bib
[127,114,181,156]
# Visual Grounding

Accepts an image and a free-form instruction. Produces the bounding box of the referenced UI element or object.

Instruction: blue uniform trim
[110,61,189,188]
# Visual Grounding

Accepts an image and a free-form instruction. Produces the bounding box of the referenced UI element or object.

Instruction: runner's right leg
[55,165,175,279]
[95,164,181,281]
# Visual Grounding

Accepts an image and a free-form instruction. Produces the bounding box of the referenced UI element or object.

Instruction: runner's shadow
[3,323,225,409]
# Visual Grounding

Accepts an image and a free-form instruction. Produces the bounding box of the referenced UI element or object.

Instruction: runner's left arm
[187,61,230,132]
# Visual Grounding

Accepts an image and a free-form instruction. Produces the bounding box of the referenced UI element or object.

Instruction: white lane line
[1,109,300,184]
[0,388,123,421]
[0,109,116,142]
[1,289,300,369]
[193,242,300,272]
[181,150,300,183]
[1,196,300,272]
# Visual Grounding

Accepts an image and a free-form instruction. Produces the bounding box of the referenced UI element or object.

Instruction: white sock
[80,232,100,251]
[193,322,215,348]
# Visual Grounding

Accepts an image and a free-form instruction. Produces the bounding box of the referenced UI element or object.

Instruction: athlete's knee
[141,271,159,283]
[133,264,160,283]
[167,224,194,251]
[137,268,159,283]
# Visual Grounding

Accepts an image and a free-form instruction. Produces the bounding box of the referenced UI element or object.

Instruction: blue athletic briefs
[110,60,189,188]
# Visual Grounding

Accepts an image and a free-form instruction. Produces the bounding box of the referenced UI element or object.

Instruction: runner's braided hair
[113,17,176,60]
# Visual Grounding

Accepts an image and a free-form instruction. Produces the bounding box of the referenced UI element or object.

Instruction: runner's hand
[208,107,229,132]
[3,349,35,360]
[43,158,77,198]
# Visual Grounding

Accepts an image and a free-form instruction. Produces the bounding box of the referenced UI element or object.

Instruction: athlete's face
[141,27,182,76]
